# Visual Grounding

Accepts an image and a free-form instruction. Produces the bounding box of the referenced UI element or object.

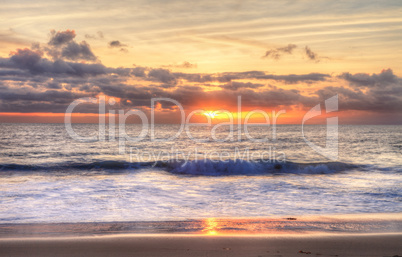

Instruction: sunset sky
[0,0,401,124]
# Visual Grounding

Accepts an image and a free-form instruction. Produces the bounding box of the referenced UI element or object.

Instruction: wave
[0,159,359,176]
[0,161,146,172]
[165,159,357,176]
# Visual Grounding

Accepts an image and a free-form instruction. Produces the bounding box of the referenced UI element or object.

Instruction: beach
[1,233,401,257]
[1,214,401,257]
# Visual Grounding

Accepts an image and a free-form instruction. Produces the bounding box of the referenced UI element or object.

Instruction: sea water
[0,123,401,224]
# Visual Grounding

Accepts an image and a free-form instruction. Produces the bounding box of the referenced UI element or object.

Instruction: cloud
[319,69,402,112]
[108,40,126,48]
[163,61,197,69]
[338,68,398,87]
[108,40,128,52]
[262,44,297,60]
[316,85,402,112]
[220,82,264,91]
[172,71,329,84]
[255,73,330,84]
[263,45,328,63]
[8,48,43,71]
[172,72,213,83]
[305,46,318,61]
[157,85,314,110]
[177,61,197,68]
[148,68,177,85]
[38,30,98,62]
[0,48,105,76]
[85,31,104,40]
[131,66,147,77]
[48,30,76,46]
[61,41,97,61]
[0,30,401,117]
[278,44,298,54]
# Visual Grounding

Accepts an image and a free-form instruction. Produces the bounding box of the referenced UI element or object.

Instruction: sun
[203,111,218,119]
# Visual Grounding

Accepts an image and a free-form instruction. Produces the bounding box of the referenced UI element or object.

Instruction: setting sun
[203,111,218,119]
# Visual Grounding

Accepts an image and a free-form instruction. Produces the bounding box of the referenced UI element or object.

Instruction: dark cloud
[317,70,402,113]
[305,46,318,61]
[221,82,264,91]
[0,49,105,76]
[0,46,145,79]
[172,72,213,83]
[0,68,27,77]
[148,68,177,84]
[256,73,330,84]
[175,71,329,84]
[41,30,98,61]
[339,68,398,87]
[46,81,62,89]
[215,71,267,82]
[173,71,328,84]
[262,44,297,60]
[108,40,126,48]
[0,87,93,113]
[131,67,147,77]
[61,41,97,61]
[48,30,76,46]
[316,85,402,112]
[8,48,42,71]
[108,40,128,52]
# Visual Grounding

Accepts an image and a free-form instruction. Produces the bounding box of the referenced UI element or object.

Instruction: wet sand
[1,233,401,257]
[1,214,401,257]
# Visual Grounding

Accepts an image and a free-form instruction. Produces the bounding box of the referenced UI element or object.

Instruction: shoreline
[1,213,401,256]
[1,213,401,238]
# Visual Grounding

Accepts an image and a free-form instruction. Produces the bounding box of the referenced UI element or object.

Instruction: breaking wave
[0,159,359,176]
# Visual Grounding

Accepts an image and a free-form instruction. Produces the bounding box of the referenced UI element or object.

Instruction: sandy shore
[0,233,401,257]
[1,214,401,256]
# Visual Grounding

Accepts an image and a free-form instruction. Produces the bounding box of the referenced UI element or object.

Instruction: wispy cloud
[262,44,327,62]
[162,61,197,69]
[304,46,318,61]
[262,44,297,60]
[85,31,104,40]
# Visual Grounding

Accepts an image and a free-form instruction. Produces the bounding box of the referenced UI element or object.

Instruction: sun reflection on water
[203,218,219,235]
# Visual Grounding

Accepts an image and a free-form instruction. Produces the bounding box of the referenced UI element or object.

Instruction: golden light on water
[203,218,219,235]
[200,218,296,235]
[207,230,218,235]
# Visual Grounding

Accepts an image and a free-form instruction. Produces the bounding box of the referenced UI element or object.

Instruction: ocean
[0,123,401,231]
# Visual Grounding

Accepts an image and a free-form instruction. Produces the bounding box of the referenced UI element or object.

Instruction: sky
[0,0,401,124]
